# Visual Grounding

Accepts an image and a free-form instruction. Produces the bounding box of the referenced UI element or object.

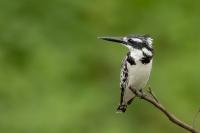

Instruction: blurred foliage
[0,0,200,133]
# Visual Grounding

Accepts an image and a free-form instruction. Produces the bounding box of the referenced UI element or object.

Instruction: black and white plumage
[99,34,154,113]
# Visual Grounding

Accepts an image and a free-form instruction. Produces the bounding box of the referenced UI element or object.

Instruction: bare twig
[130,87,200,133]
[192,107,200,129]
[147,87,159,103]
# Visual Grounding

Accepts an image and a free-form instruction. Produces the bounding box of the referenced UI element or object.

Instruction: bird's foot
[129,87,147,97]
[139,89,147,96]
[129,87,141,96]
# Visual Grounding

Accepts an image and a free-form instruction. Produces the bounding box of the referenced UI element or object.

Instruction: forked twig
[147,87,159,103]
[130,87,200,133]
[192,108,200,129]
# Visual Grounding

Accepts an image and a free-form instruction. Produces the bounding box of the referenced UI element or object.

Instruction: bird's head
[98,34,153,52]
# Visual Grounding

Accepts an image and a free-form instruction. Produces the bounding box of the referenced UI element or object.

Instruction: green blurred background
[0,0,200,133]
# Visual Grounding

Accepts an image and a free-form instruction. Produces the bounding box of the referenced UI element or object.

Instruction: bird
[99,34,154,113]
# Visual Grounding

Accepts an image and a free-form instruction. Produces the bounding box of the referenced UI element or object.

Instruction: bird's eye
[128,39,134,43]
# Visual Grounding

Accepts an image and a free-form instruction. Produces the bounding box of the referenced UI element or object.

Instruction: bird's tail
[116,87,136,113]
[116,96,135,113]
[116,104,127,113]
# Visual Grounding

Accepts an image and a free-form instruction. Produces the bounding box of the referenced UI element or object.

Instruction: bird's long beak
[98,36,126,44]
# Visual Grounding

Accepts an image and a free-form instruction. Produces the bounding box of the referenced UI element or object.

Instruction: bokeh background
[0,0,200,133]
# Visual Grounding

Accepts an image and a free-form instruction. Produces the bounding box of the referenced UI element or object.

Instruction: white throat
[130,49,143,61]
[129,47,153,61]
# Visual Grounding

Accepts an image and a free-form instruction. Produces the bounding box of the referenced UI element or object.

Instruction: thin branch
[147,87,159,103]
[192,108,200,129]
[129,87,200,133]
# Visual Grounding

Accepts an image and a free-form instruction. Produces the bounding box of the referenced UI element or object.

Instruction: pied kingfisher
[99,34,154,113]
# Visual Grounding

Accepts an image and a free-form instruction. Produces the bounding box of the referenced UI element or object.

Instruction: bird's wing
[119,53,129,105]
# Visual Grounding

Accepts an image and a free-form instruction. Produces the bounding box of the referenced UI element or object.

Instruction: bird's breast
[127,60,152,89]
